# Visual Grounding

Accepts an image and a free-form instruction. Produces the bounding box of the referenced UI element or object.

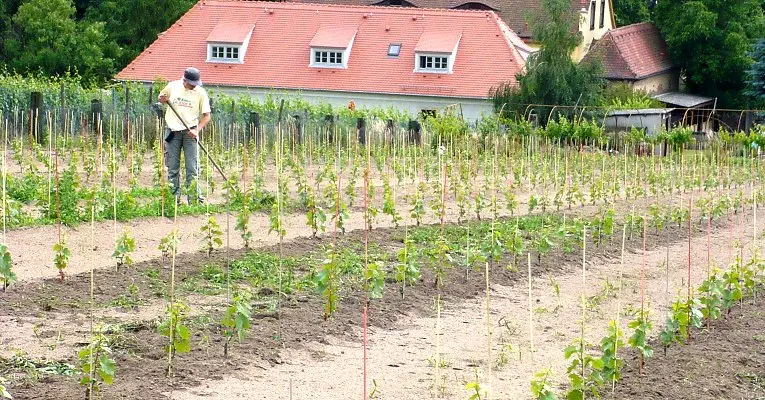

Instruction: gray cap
[183,67,202,87]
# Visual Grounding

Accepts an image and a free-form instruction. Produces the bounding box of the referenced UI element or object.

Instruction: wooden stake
[527,253,534,361]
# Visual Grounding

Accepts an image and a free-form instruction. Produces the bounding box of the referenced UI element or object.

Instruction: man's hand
[187,128,198,140]
[158,94,169,104]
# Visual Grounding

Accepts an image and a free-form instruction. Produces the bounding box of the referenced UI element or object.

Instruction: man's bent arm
[198,113,211,131]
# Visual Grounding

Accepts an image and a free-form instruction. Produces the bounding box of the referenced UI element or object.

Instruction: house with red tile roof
[584,22,679,94]
[285,0,615,60]
[115,0,532,121]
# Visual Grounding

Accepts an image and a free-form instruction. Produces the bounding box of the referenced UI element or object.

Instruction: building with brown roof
[286,0,615,60]
[116,1,531,121]
[584,22,679,94]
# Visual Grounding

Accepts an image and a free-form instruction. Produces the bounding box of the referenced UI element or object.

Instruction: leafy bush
[0,244,15,290]
[78,333,116,399]
[424,111,468,148]
[601,83,663,110]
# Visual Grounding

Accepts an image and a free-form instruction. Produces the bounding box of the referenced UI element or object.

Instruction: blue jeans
[164,128,203,202]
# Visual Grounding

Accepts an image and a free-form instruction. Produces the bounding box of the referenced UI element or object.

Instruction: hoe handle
[164,101,229,182]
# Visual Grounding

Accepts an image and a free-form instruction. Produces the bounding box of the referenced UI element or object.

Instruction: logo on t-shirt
[173,97,194,109]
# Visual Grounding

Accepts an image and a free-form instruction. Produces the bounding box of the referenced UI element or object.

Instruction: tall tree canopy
[0,0,195,82]
[84,0,196,67]
[747,39,765,106]
[653,0,764,107]
[612,0,650,26]
[2,0,118,81]
[491,0,603,118]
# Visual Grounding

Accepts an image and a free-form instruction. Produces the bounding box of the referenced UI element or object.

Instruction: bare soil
[615,298,765,400]
[3,199,763,399]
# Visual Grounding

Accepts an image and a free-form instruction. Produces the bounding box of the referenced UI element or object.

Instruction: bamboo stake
[167,198,179,377]
[112,127,117,272]
[2,121,6,242]
[687,194,692,339]
[614,223,627,389]
[362,129,370,400]
[277,122,286,341]
[527,253,534,362]
[581,223,587,400]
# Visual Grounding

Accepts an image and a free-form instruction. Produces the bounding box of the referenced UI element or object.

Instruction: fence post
[30,91,43,144]
[386,119,394,146]
[124,83,131,143]
[293,114,303,144]
[60,82,66,140]
[248,111,260,148]
[91,99,103,136]
[111,87,116,115]
[407,119,421,145]
[357,117,366,145]
[325,114,334,143]
[230,99,237,145]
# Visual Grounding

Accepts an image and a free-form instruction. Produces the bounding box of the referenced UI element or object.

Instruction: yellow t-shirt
[159,80,211,132]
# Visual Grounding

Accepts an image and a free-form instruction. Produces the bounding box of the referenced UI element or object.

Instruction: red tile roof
[584,22,674,80]
[206,22,255,43]
[288,0,586,38]
[116,0,527,99]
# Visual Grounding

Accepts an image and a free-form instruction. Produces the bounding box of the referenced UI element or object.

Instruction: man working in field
[158,67,211,205]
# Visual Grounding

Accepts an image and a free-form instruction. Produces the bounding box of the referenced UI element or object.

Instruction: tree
[613,0,650,26]
[3,0,118,82]
[85,0,196,67]
[490,0,603,120]
[0,2,9,69]
[747,39,765,106]
[654,0,765,107]
[1,0,191,81]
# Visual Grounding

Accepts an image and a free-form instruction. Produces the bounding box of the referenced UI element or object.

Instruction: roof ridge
[204,0,501,15]
[610,21,655,35]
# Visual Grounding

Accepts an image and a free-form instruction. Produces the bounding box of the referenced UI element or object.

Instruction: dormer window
[414,31,461,74]
[418,55,448,71]
[211,45,240,61]
[313,49,344,66]
[206,22,255,64]
[310,26,358,69]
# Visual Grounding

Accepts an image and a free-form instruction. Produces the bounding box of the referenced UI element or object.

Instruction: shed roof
[652,92,715,108]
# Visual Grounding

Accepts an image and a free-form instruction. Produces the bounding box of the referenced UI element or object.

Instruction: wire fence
[1,79,763,153]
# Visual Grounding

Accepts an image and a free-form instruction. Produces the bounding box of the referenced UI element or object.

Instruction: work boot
[188,196,205,206]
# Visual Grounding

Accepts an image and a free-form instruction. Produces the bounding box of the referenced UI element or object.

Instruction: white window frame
[208,44,243,63]
[310,47,347,68]
[415,53,452,73]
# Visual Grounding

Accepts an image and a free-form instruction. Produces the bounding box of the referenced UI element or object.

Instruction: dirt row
[2,199,764,399]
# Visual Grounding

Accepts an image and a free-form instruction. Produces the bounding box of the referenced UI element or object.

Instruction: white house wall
[574,0,614,61]
[206,86,495,122]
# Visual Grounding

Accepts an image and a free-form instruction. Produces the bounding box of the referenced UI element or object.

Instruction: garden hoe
[158,101,229,182]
